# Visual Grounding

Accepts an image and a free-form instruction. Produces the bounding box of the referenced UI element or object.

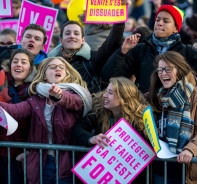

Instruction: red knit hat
[155,5,184,32]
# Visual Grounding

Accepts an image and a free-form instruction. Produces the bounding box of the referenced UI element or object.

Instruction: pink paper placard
[0,0,13,18]
[85,0,128,24]
[72,118,156,184]
[0,19,18,32]
[16,0,58,53]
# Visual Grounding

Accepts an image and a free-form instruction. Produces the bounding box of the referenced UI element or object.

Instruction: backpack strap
[82,61,101,92]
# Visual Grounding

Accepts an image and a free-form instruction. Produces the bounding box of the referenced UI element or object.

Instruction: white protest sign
[17,0,58,53]
[72,118,156,184]
[0,0,12,18]
[157,139,178,158]
[0,107,18,136]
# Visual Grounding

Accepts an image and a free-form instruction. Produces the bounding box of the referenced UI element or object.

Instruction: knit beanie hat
[155,5,184,32]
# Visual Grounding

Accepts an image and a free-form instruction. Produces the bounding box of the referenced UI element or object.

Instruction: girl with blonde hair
[72,77,148,183]
[0,57,92,184]
[72,76,148,147]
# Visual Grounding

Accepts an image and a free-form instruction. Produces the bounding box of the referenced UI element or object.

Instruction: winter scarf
[152,33,180,54]
[36,82,92,117]
[7,73,30,104]
[158,72,196,153]
[58,46,79,63]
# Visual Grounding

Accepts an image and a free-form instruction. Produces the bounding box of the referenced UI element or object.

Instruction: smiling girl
[72,77,149,183]
[0,48,36,184]
[147,51,197,184]
[0,57,92,184]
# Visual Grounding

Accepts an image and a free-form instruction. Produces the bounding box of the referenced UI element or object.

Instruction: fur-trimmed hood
[1,59,37,83]
[48,42,91,60]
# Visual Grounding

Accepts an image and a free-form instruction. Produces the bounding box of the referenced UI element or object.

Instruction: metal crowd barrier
[0,141,197,184]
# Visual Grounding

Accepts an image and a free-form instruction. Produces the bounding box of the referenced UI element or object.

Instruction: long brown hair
[148,51,196,112]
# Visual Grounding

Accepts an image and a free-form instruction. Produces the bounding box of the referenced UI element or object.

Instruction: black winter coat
[100,34,197,93]
[48,23,125,93]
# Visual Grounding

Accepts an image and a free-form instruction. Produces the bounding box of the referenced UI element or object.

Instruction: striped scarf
[152,33,180,54]
[158,73,196,154]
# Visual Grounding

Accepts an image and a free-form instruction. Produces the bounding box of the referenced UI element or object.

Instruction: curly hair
[93,77,149,134]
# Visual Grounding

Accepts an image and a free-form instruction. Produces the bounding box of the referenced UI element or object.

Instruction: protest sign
[0,19,18,32]
[60,0,71,9]
[0,0,12,18]
[85,0,128,24]
[72,118,156,184]
[17,0,58,53]
[157,139,178,158]
[143,106,178,158]
[0,107,18,136]
[143,106,161,153]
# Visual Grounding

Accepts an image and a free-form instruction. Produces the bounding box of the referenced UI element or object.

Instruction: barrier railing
[0,141,197,184]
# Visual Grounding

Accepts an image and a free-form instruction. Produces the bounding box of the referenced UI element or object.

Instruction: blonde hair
[93,77,148,134]
[29,57,87,95]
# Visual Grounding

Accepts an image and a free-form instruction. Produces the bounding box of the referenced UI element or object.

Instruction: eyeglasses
[0,42,15,46]
[157,66,176,74]
[47,64,66,71]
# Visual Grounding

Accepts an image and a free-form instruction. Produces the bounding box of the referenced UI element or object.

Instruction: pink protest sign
[85,0,128,24]
[0,0,13,18]
[17,0,58,53]
[0,19,18,32]
[0,107,18,136]
[72,118,156,184]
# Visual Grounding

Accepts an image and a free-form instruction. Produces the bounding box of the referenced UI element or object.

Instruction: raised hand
[121,33,141,54]
[153,0,162,11]
[49,83,62,99]
[122,0,132,6]
[89,133,111,149]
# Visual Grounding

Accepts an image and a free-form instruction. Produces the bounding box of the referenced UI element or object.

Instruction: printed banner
[0,0,12,18]
[143,106,178,158]
[0,107,18,136]
[143,106,161,153]
[0,19,18,32]
[72,118,156,184]
[85,0,128,24]
[17,0,58,53]
[60,0,71,9]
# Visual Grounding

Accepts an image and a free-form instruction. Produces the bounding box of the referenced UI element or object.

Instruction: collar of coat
[48,42,91,60]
